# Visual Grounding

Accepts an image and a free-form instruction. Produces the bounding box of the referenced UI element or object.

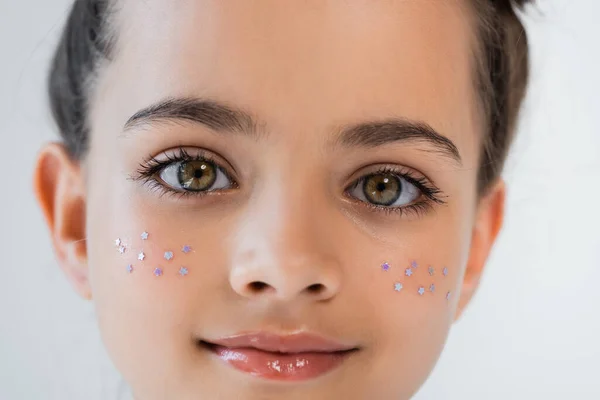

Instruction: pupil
[194,169,203,179]
[376,182,386,192]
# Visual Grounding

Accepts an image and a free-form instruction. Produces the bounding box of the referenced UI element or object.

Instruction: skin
[34,0,505,399]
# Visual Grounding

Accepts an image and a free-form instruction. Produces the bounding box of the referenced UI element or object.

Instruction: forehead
[96,0,480,161]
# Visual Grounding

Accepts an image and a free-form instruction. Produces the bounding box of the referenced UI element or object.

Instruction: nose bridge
[229,167,341,302]
[272,174,323,263]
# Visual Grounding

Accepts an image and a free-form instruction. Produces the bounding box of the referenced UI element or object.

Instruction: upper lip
[205,331,357,353]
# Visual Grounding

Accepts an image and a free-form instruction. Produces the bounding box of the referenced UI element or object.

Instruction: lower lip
[205,343,353,381]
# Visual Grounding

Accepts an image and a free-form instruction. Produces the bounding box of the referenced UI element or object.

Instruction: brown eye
[363,173,401,206]
[159,159,232,192]
[349,172,420,207]
[178,160,216,191]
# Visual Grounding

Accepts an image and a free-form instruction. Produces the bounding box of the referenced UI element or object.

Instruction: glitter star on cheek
[126,264,134,274]
[394,283,403,292]
[179,267,189,276]
[418,287,425,296]
[411,260,418,269]
[115,238,121,247]
[429,284,435,293]
[381,262,390,271]
[164,251,174,261]
[138,252,145,261]
[141,232,149,240]
[118,246,126,254]
[154,268,163,277]
[443,267,448,277]
[182,245,192,254]
[428,266,435,276]
[405,268,413,277]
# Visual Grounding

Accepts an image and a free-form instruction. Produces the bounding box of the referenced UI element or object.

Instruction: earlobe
[454,180,506,321]
[34,143,91,300]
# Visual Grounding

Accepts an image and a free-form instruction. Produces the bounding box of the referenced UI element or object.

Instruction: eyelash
[132,149,447,216]
[344,166,447,218]
[132,148,239,199]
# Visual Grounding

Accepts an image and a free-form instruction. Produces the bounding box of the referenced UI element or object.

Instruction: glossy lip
[208,331,357,353]
[201,331,359,381]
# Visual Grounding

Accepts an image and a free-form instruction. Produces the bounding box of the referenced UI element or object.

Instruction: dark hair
[48,0,115,157]
[473,0,532,193]
[48,0,532,194]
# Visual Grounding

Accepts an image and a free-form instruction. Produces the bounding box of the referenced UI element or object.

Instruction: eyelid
[343,164,447,206]
[151,146,239,177]
[131,149,241,202]
[133,146,241,188]
[343,163,431,191]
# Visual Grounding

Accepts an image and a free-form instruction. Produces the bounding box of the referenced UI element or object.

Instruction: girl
[34,0,532,398]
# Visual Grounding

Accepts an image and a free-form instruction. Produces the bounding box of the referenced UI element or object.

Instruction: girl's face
[37,0,505,399]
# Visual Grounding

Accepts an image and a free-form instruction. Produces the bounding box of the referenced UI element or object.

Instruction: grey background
[1,1,599,399]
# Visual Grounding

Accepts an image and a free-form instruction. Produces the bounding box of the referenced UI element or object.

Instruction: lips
[200,332,358,381]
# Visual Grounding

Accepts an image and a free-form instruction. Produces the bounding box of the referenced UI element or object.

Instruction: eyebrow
[334,119,461,164]
[124,97,462,165]
[124,97,260,136]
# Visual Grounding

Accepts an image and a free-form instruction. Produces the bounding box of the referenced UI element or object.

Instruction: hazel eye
[159,159,232,192]
[348,172,421,207]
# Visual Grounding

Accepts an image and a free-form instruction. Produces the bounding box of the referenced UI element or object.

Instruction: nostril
[307,283,325,294]
[244,282,330,297]
[249,281,269,292]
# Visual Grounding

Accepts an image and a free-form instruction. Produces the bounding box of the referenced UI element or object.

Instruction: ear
[454,179,505,321]
[34,143,91,300]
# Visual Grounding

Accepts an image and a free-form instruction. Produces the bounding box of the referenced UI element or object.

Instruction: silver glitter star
[418,286,425,296]
[141,232,149,240]
[126,264,134,273]
[115,238,121,246]
[446,291,451,300]
[394,282,403,292]
[179,267,189,276]
[154,268,163,277]
[164,251,174,261]
[138,252,145,261]
[429,284,435,292]
[443,267,448,276]
[405,268,413,277]
[182,245,192,254]
[428,266,435,276]
[118,246,126,254]
[381,262,390,271]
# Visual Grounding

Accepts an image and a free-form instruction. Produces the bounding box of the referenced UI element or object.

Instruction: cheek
[85,194,235,382]
[339,258,457,394]
[336,213,469,387]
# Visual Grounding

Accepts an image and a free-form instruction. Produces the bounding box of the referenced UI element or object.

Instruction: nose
[229,187,342,303]
[229,248,341,302]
